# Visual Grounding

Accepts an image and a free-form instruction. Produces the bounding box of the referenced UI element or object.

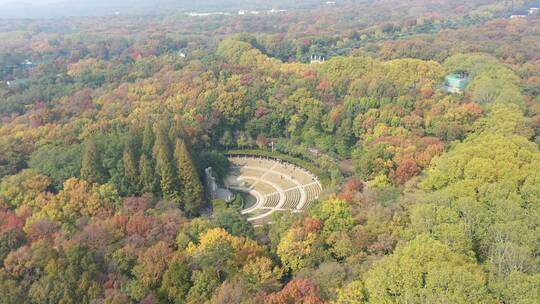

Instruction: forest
[1,0,540,303]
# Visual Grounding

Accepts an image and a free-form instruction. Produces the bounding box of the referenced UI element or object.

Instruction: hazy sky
[0,0,61,5]
[0,0,61,3]
[0,0,313,18]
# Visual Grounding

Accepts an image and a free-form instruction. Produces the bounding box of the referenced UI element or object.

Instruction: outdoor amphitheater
[225,155,323,225]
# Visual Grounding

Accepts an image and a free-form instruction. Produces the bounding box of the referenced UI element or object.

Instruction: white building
[310,55,326,64]
[238,10,262,15]
[186,12,230,17]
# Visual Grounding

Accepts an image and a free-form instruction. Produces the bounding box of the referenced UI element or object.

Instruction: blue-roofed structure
[445,73,469,94]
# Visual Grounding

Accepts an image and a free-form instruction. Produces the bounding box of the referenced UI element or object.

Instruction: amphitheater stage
[225,155,323,225]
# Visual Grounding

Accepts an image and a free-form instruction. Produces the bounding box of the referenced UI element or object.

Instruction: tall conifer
[122,138,139,194]
[174,138,204,216]
[80,139,106,184]
[155,148,179,203]
[142,119,155,157]
[139,154,158,194]
[153,121,179,203]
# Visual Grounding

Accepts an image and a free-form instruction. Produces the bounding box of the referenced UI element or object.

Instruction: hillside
[0,0,540,303]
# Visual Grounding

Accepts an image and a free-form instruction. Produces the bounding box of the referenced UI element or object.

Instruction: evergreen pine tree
[142,119,155,157]
[139,154,158,194]
[122,138,139,195]
[168,120,181,146]
[153,122,180,203]
[155,148,179,203]
[80,139,107,184]
[152,120,169,160]
[174,138,204,216]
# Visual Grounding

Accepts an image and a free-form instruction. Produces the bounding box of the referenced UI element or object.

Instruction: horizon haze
[0,0,322,18]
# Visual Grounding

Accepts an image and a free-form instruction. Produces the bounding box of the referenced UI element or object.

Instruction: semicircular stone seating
[225,156,323,225]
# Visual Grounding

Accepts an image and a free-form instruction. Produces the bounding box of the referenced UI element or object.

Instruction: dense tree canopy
[1,0,540,302]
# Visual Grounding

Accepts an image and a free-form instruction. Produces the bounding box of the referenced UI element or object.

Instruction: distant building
[530,7,539,15]
[23,59,33,66]
[238,10,262,15]
[238,8,285,16]
[186,12,230,17]
[445,73,469,94]
[310,55,326,64]
[510,14,527,18]
[326,1,337,5]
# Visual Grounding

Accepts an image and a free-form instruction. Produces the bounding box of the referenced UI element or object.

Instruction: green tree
[187,228,234,277]
[155,146,179,202]
[159,256,192,304]
[365,235,492,304]
[219,130,233,149]
[198,151,230,182]
[0,270,26,304]
[332,280,367,304]
[29,144,83,190]
[310,197,355,240]
[175,218,215,250]
[405,203,475,256]
[142,119,155,157]
[0,229,26,265]
[489,271,540,304]
[186,269,220,304]
[277,218,328,274]
[80,140,107,184]
[0,169,51,208]
[212,208,254,238]
[174,138,204,216]
[28,245,103,304]
[420,105,540,274]
[444,54,524,108]
[122,138,139,195]
[139,154,158,194]
[132,241,173,289]
[153,123,179,203]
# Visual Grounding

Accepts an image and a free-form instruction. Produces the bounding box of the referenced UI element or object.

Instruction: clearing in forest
[225,156,323,225]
